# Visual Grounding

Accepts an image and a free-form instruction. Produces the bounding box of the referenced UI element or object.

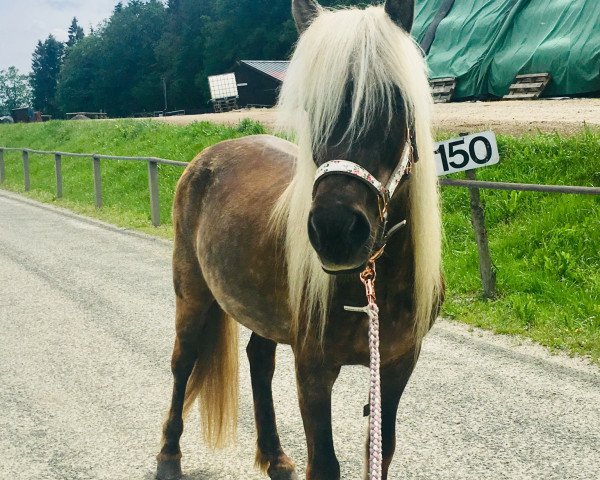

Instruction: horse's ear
[292,0,321,34]
[384,0,415,32]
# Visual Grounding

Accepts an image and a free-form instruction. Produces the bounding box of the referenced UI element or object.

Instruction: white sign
[208,73,238,101]
[434,131,499,176]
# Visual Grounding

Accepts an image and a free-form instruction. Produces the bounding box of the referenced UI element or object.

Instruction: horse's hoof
[269,471,299,480]
[156,458,182,480]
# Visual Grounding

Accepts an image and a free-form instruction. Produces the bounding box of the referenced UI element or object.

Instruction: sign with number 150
[434,131,500,176]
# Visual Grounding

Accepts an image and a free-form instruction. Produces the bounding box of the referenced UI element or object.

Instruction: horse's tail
[182,309,239,449]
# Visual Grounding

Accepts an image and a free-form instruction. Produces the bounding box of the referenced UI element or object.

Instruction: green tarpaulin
[413,0,449,44]
[413,0,600,99]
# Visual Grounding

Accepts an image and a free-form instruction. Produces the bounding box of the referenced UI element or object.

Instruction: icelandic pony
[156,1,443,479]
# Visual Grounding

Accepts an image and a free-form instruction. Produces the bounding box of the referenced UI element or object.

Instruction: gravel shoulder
[1,189,599,480]
[154,99,600,135]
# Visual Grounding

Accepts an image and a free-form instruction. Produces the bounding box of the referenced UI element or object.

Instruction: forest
[1,0,364,118]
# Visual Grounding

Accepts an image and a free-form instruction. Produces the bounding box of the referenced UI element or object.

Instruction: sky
[0,0,120,73]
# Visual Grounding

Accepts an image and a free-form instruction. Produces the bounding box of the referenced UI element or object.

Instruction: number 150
[435,136,493,172]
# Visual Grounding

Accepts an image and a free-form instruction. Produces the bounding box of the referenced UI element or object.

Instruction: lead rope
[344,261,383,480]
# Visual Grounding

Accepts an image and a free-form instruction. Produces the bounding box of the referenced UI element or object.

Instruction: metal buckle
[360,260,377,303]
[377,192,389,222]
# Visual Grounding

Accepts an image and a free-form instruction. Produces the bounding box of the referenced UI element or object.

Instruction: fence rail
[439,178,600,195]
[0,147,188,227]
[0,147,188,166]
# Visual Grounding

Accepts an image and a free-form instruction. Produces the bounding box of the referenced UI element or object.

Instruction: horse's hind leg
[156,291,217,480]
[247,333,298,480]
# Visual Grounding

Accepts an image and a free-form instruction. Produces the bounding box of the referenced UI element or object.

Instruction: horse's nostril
[308,206,371,264]
[347,211,370,247]
[308,213,321,250]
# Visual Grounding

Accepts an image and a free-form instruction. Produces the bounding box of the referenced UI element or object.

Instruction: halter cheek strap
[385,147,413,199]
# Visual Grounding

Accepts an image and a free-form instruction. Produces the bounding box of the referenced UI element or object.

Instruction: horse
[156,1,443,479]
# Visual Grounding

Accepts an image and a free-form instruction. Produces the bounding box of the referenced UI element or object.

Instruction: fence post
[466,168,496,298]
[0,148,5,184]
[92,155,102,208]
[22,150,30,191]
[54,153,63,198]
[147,160,160,227]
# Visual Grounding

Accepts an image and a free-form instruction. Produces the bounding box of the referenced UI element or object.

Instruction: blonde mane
[272,5,442,347]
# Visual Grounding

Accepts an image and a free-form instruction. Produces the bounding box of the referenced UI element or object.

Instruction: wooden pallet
[504,73,551,100]
[430,77,456,103]
[212,97,238,113]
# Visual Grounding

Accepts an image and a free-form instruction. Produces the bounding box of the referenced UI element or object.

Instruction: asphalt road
[1,190,599,480]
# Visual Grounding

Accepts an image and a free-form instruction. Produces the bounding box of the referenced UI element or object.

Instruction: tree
[95,0,167,116]
[201,0,297,77]
[30,35,64,116]
[56,35,103,113]
[57,0,167,116]
[200,1,364,85]
[66,17,85,48]
[156,0,366,108]
[54,0,366,116]
[0,67,32,115]
[156,0,212,109]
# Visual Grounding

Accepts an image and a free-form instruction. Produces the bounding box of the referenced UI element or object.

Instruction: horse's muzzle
[308,204,372,272]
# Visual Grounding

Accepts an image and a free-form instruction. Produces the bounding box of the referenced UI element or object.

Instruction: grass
[440,131,600,362]
[0,118,265,238]
[1,120,599,363]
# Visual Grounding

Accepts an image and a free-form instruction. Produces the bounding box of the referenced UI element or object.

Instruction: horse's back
[191,134,297,171]
[173,134,297,343]
[174,134,296,237]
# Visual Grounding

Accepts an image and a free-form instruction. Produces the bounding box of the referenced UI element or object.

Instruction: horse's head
[290,0,417,273]
[308,86,413,274]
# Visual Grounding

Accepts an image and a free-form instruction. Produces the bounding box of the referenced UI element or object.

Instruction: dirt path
[433,99,600,135]
[155,99,600,135]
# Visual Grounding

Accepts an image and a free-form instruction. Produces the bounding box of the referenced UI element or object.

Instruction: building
[233,60,289,108]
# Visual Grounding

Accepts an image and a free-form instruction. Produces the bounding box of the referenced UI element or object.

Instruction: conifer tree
[30,35,64,116]
[66,18,85,48]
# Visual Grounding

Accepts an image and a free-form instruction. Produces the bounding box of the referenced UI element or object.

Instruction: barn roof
[239,60,290,82]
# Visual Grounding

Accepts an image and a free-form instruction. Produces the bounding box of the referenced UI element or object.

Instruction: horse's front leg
[366,347,419,479]
[295,359,341,480]
[247,333,298,479]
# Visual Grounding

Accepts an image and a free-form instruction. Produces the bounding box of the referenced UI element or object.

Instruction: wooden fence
[440,171,599,298]
[0,147,187,227]
[1,146,598,297]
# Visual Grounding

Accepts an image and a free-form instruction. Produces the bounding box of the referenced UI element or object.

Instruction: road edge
[0,188,172,248]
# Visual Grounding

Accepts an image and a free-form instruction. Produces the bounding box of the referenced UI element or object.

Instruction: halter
[312,143,414,260]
